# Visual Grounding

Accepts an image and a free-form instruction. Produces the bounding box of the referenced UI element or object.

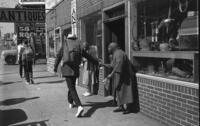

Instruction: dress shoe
[76,106,84,117]
[112,100,117,106]
[113,106,124,112]
[123,109,131,114]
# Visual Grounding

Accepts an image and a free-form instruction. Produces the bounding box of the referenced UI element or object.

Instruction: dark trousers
[19,63,23,77]
[19,56,23,77]
[23,60,33,82]
[66,77,82,106]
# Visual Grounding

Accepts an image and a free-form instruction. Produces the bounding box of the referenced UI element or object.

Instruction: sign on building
[68,0,77,38]
[0,8,45,23]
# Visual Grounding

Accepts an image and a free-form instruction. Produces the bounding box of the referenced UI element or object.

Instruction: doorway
[105,18,125,51]
[103,3,126,96]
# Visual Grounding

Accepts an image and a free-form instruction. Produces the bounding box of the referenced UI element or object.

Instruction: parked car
[1,49,18,65]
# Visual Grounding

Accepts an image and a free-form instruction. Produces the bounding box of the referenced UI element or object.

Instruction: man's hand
[102,77,108,83]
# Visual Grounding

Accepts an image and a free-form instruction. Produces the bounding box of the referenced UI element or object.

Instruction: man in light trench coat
[102,42,139,114]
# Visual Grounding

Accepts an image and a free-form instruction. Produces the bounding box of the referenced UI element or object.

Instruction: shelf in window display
[139,70,194,83]
[132,51,198,60]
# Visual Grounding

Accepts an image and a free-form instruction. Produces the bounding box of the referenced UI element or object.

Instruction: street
[0,63,163,126]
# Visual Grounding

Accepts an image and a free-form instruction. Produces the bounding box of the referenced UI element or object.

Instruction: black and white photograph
[0,0,199,126]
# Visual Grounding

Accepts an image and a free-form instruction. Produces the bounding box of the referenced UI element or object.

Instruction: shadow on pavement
[35,80,65,85]
[33,75,57,79]
[0,81,22,86]
[0,109,27,126]
[11,120,49,126]
[82,100,114,117]
[0,72,20,76]
[0,97,40,106]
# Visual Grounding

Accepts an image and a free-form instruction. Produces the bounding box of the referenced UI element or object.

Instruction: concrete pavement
[0,64,164,126]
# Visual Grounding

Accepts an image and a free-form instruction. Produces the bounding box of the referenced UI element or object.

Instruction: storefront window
[48,30,55,58]
[82,12,102,59]
[133,0,199,83]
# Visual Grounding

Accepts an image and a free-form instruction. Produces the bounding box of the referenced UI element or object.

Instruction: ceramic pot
[140,38,151,51]
[160,43,169,51]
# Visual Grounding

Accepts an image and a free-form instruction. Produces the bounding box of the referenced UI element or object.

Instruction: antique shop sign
[0,8,45,23]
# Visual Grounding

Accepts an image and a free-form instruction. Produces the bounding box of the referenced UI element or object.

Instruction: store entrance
[103,3,126,96]
[104,17,125,96]
[104,17,125,63]
[105,18,125,51]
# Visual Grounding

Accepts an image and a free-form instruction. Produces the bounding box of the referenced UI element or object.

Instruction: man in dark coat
[54,36,98,117]
[102,42,135,114]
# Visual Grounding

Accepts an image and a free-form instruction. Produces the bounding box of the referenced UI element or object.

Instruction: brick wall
[137,73,199,126]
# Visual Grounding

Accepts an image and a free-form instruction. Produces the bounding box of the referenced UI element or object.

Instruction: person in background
[17,41,24,78]
[83,45,99,96]
[101,42,136,114]
[29,33,36,64]
[21,39,34,85]
[82,42,90,96]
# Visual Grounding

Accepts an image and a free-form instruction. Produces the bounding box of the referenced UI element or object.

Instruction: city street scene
[0,0,199,126]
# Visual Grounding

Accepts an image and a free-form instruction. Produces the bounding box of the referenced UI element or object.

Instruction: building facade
[46,0,199,126]
[15,0,46,59]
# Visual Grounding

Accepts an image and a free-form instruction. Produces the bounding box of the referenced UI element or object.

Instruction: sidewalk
[0,64,164,126]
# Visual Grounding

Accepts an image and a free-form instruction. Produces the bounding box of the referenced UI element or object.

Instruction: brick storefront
[46,0,199,126]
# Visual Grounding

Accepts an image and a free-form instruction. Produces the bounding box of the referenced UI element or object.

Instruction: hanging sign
[68,0,77,38]
[0,8,45,23]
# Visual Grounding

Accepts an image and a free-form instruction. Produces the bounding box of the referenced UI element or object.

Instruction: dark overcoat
[54,39,98,77]
[111,49,135,106]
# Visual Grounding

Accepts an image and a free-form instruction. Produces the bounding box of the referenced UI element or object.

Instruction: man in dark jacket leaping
[54,36,98,118]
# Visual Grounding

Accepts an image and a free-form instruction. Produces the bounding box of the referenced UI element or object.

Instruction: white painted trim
[19,0,45,5]
[128,0,131,59]
[136,73,199,89]
[103,1,125,11]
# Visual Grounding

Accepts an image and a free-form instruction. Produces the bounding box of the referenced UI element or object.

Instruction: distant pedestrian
[82,42,90,96]
[83,45,99,96]
[54,35,99,118]
[101,42,136,114]
[17,42,24,78]
[29,33,36,64]
[21,39,34,85]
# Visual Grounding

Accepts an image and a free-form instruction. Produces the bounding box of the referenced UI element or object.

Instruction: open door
[103,4,125,96]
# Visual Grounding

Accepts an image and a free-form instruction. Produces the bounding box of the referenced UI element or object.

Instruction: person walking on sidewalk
[21,39,35,85]
[101,42,136,114]
[54,35,99,118]
[17,41,25,78]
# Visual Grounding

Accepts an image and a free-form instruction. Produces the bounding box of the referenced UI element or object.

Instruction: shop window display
[133,0,199,83]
